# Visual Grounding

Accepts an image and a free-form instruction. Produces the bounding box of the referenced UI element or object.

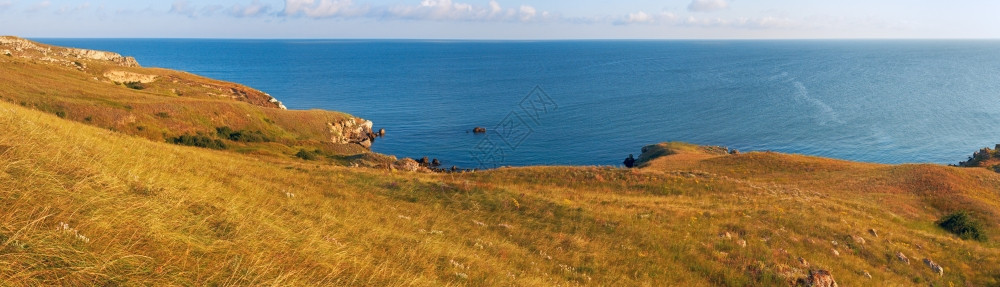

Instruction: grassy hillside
[0,36,373,160]
[4,101,1000,285]
[3,38,1000,286]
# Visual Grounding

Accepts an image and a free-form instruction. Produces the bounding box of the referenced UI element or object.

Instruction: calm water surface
[37,39,1000,168]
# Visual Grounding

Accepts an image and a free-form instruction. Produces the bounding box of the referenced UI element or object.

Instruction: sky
[1,0,999,39]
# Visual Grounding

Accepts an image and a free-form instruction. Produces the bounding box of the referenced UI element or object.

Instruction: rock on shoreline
[328,118,378,148]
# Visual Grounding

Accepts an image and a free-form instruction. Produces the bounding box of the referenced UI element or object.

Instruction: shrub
[54,111,66,118]
[124,81,144,90]
[937,211,986,241]
[295,149,319,160]
[155,112,170,118]
[216,126,271,143]
[169,134,227,150]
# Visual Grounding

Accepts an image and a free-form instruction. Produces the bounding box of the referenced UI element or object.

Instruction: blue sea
[36,39,1000,168]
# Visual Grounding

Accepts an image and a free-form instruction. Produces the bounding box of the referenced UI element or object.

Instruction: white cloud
[0,1,12,11]
[687,0,729,13]
[279,0,548,22]
[625,11,652,24]
[230,0,272,17]
[283,0,368,18]
[614,11,677,25]
[383,0,540,22]
[681,15,797,29]
[488,0,500,13]
[169,0,196,17]
[171,0,273,18]
[518,5,535,21]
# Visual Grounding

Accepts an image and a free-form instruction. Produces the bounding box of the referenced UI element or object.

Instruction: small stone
[831,249,840,256]
[798,257,809,268]
[831,240,838,246]
[863,270,872,279]
[868,228,878,238]
[801,269,839,287]
[737,239,747,248]
[896,252,910,265]
[851,235,866,245]
[720,232,732,239]
[923,258,944,276]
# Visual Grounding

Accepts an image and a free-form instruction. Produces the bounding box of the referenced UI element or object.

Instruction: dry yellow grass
[3,101,1000,285]
[3,38,1000,286]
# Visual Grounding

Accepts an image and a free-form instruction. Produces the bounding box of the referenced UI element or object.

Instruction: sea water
[37,39,1000,168]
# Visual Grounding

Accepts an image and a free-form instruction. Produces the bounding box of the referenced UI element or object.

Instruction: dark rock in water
[472,127,486,133]
[450,166,458,172]
[729,149,740,155]
[623,154,636,168]
[378,128,385,137]
[418,156,429,165]
[431,158,441,166]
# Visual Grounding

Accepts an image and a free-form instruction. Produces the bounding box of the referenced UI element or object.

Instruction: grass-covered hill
[2,38,1000,286]
[0,36,380,161]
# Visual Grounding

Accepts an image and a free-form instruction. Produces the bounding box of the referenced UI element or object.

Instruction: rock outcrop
[328,118,377,148]
[393,158,421,172]
[104,70,158,84]
[0,36,139,68]
[65,48,140,67]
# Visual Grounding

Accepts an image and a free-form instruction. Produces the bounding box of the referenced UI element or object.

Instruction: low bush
[937,211,986,241]
[295,149,320,160]
[169,134,227,150]
[216,126,271,143]
[124,81,144,90]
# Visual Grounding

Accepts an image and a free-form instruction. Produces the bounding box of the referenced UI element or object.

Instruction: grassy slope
[3,102,1000,286]
[3,39,1000,286]
[0,39,368,158]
